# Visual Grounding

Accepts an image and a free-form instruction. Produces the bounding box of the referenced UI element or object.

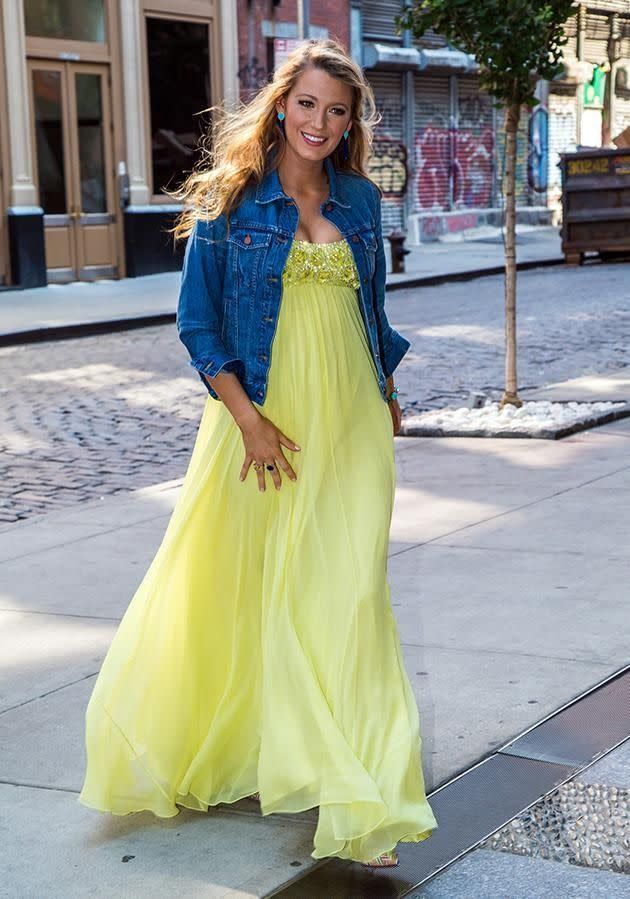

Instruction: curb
[386,255,566,292]
[0,312,176,348]
[0,256,566,347]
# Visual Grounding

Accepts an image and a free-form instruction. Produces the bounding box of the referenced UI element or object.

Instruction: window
[24,0,105,42]
[32,69,66,214]
[146,17,212,197]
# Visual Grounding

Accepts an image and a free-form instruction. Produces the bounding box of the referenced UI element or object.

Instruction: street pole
[576,3,585,147]
[402,0,415,230]
[297,0,310,40]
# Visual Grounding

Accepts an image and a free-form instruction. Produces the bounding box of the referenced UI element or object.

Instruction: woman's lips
[301,131,327,146]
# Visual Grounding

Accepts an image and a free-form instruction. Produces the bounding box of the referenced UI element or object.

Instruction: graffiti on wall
[495,109,532,204]
[368,136,408,198]
[413,124,495,210]
[527,107,549,193]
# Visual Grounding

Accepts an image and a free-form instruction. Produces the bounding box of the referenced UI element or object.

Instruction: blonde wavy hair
[169,38,381,241]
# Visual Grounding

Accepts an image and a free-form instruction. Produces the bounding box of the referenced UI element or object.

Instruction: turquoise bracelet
[387,386,399,402]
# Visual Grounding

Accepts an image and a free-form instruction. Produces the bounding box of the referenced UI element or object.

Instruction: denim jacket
[176,155,411,405]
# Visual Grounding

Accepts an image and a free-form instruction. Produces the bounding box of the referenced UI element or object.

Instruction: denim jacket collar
[255,155,351,209]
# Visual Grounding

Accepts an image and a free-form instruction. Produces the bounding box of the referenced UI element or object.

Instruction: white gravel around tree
[401,400,629,438]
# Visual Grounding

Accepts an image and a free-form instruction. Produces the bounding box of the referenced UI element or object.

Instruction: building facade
[0,0,238,289]
[360,0,630,237]
[546,2,630,214]
[3,1,629,289]
[236,0,351,102]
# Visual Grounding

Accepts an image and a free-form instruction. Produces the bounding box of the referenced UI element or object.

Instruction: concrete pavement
[0,226,564,343]
[1,368,628,897]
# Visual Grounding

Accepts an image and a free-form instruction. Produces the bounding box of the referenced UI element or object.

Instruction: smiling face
[276,65,354,161]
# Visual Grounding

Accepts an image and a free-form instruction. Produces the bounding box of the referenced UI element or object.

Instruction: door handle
[69,206,81,221]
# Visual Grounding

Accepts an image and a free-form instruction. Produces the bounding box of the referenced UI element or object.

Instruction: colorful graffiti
[414,125,495,210]
[368,137,408,198]
[527,107,549,193]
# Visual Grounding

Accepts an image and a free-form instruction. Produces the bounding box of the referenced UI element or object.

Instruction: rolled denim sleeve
[372,188,411,379]
[176,215,245,398]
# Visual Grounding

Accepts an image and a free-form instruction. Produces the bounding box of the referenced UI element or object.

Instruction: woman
[79,38,438,869]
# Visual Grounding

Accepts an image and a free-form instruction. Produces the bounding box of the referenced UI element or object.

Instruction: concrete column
[119,0,151,205]
[1,0,38,206]
[220,0,240,108]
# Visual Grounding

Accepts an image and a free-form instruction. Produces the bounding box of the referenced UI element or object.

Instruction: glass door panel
[75,72,107,213]
[32,69,67,213]
[68,64,117,279]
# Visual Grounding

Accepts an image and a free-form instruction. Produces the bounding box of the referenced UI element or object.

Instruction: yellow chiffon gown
[78,235,438,863]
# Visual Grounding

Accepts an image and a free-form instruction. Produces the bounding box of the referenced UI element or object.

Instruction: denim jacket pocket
[357,228,378,277]
[227,228,273,297]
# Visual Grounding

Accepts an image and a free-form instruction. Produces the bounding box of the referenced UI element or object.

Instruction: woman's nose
[312,111,326,131]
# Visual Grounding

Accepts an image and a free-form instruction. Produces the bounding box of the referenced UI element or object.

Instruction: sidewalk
[0,226,564,343]
[0,368,627,897]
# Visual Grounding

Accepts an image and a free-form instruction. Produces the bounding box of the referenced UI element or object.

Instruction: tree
[397,1,574,408]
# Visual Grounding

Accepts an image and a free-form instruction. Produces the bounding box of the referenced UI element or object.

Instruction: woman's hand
[385,375,402,436]
[388,398,403,436]
[238,410,301,491]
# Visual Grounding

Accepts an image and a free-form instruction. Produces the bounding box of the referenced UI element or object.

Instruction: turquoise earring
[277,111,285,135]
[342,129,350,161]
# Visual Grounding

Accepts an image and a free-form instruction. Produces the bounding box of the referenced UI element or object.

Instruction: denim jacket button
[352,234,359,243]
[244,233,251,245]
[326,203,333,212]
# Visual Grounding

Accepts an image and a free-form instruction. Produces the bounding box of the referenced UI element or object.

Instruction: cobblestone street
[395,261,630,413]
[1,260,629,522]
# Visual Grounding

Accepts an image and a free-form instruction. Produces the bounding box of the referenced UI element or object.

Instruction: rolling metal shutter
[547,93,577,210]
[366,69,406,233]
[362,0,404,42]
[412,74,450,212]
[457,76,495,209]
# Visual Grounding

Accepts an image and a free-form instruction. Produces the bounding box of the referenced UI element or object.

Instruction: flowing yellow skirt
[78,272,438,863]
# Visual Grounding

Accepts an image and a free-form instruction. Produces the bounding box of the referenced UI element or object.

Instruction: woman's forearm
[204,371,260,431]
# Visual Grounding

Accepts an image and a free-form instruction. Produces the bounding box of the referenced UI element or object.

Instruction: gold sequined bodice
[282,238,360,288]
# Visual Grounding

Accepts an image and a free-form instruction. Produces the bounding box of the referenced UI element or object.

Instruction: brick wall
[236,0,350,101]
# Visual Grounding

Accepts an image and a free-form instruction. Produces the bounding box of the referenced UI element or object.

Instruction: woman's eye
[298,99,346,116]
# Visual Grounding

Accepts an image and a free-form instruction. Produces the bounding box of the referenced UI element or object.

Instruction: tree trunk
[500,102,523,409]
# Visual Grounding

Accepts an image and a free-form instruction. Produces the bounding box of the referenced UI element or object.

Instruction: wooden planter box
[560,147,630,264]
